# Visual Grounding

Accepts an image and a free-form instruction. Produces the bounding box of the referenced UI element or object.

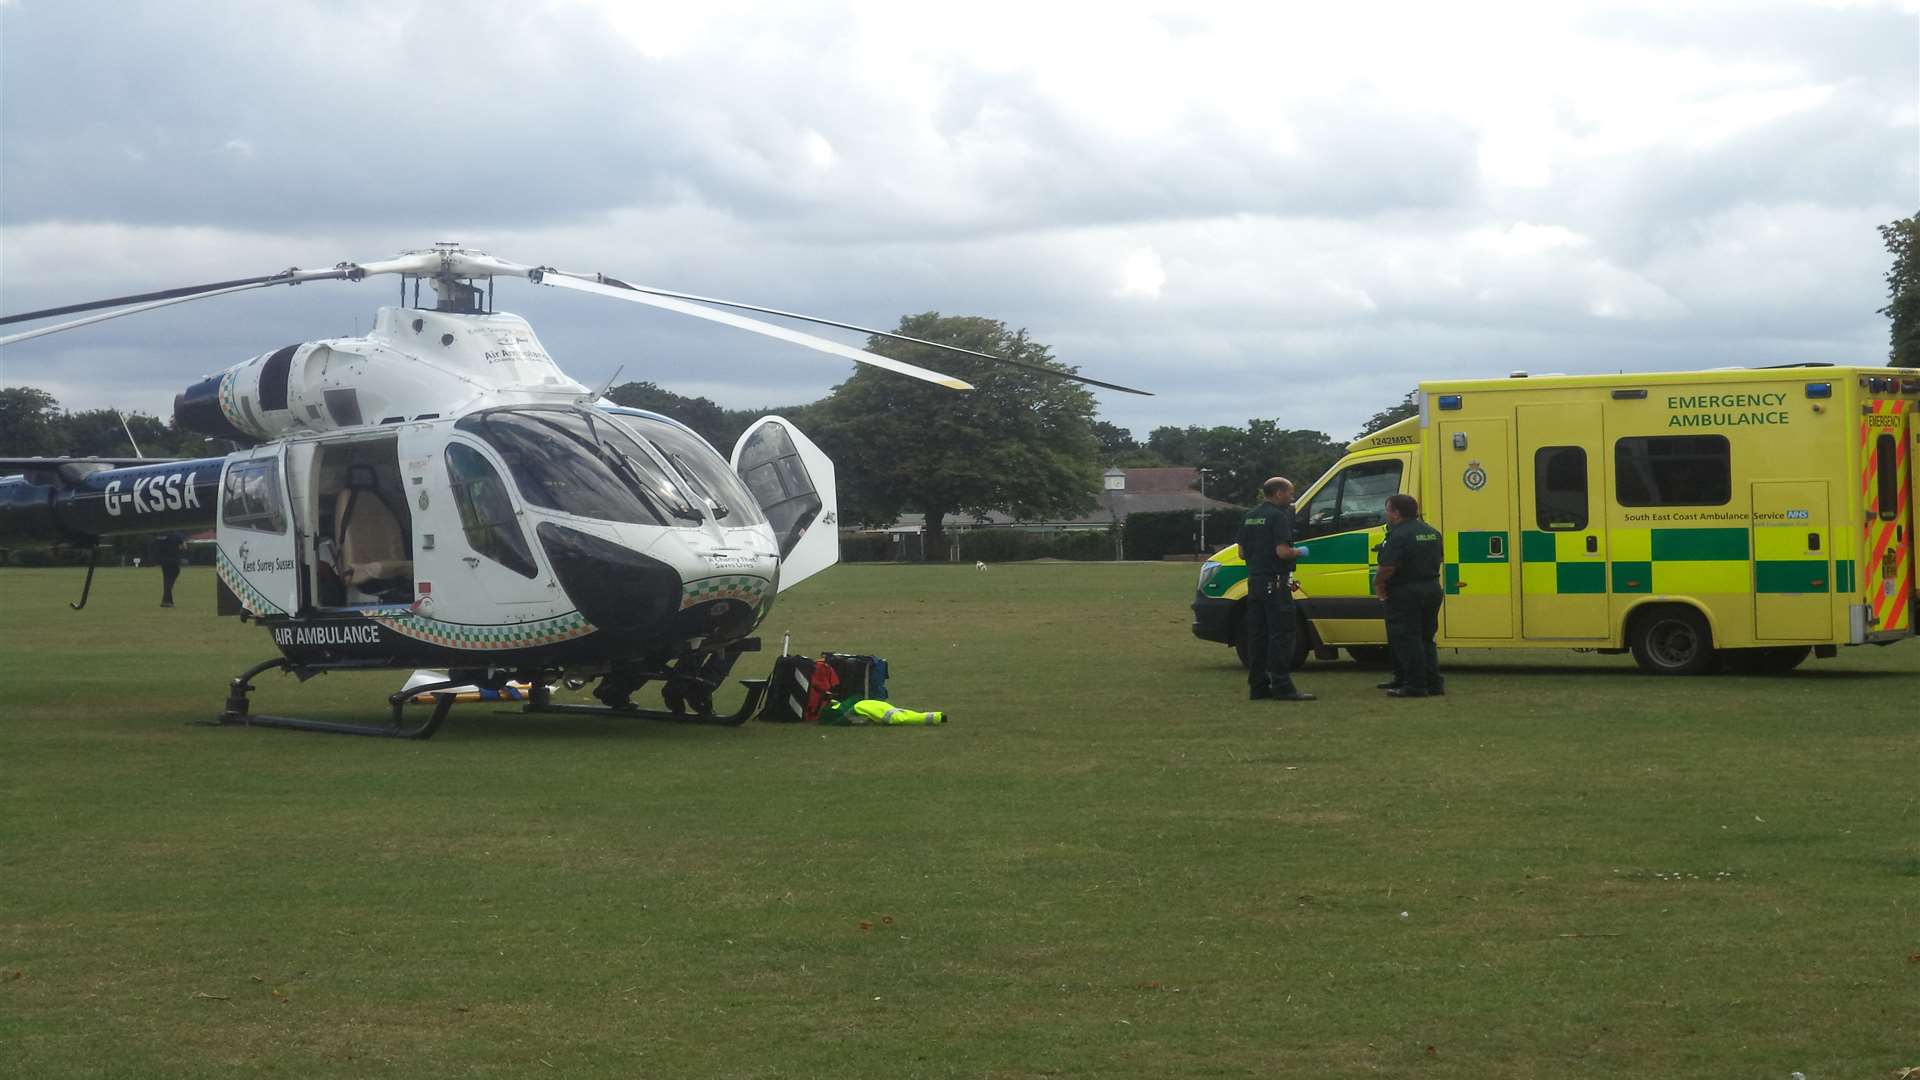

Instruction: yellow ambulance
[1190,366,1918,674]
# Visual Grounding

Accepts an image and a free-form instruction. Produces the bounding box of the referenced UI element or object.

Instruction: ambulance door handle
[1489,536,1504,559]
[1807,533,1820,552]
[1585,535,1598,554]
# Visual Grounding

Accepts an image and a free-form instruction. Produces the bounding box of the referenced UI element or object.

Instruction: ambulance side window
[1534,447,1588,530]
[221,459,287,533]
[1614,436,1731,507]
[1294,480,1342,538]
[1334,461,1402,532]
[1295,460,1403,540]
[445,443,538,579]
[1876,435,1897,521]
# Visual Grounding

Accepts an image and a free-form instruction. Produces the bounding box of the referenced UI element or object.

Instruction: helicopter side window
[221,459,287,533]
[456,409,700,527]
[612,413,766,526]
[445,443,539,578]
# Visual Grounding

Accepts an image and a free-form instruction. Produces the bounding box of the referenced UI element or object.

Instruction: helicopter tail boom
[0,457,223,545]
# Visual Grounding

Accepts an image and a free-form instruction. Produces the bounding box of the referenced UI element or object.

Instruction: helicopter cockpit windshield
[609,412,767,527]
[456,408,701,527]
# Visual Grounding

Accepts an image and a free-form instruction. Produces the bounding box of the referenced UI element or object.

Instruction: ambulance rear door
[1862,396,1914,635]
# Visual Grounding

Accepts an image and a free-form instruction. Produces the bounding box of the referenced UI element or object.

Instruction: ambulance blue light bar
[1804,382,1832,399]
[1437,395,1463,410]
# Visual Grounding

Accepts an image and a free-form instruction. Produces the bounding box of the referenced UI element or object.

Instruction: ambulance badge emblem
[1463,461,1487,491]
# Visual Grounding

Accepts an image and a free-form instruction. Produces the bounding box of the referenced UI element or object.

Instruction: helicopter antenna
[595,364,627,401]
[114,410,144,459]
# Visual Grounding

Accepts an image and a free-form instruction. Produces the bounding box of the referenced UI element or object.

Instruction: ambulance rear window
[1614,436,1731,507]
[1877,434,1898,521]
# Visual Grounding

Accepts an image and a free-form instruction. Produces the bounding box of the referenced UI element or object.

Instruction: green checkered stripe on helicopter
[679,574,773,610]
[218,370,245,432]
[371,610,596,650]
[215,547,284,616]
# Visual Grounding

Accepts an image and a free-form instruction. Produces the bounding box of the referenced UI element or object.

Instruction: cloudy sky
[1,0,1914,443]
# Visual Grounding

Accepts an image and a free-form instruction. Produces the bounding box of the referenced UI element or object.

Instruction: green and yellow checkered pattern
[372,610,596,650]
[1518,531,1606,595]
[679,574,773,610]
[215,547,284,617]
[1434,526,1856,596]
[1443,531,1511,597]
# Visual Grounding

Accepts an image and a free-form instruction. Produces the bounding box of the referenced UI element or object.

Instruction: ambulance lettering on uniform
[102,472,202,517]
[1666,392,1790,428]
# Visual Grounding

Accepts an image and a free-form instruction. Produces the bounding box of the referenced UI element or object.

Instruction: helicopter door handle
[462,557,480,568]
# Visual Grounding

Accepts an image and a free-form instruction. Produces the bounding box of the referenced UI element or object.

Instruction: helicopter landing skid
[516,678,769,727]
[209,657,457,740]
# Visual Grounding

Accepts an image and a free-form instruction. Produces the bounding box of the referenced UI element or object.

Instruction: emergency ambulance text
[1666,391,1789,429]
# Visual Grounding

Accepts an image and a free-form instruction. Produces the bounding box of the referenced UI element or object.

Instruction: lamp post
[1197,468,1211,555]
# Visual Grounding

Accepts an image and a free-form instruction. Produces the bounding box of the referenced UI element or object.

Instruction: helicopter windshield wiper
[572,409,703,523]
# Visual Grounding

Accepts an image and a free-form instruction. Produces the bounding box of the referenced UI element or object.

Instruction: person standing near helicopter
[150,531,184,608]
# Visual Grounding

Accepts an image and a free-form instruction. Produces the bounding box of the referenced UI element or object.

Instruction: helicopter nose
[536,522,680,647]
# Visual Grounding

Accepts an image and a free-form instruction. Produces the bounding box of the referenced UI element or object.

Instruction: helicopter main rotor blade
[534,271,975,392]
[0,267,362,347]
[580,276,1153,397]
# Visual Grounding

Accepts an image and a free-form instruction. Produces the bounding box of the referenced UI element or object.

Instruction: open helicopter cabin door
[731,416,838,591]
[215,445,303,618]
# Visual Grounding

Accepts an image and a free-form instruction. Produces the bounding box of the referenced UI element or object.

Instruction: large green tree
[1141,419,1342,503]
[1879,214,1920,368]
[1355,390,1419,439]
[811,313,1100,560]
[0,387,62,455]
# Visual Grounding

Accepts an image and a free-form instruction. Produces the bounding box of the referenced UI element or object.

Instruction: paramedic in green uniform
[1239,477,1315,702]
[1374,493,1445,698]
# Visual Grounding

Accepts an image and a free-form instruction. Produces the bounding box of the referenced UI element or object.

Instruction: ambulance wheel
[1718,645,1811,674]
[1629,606,1716,675]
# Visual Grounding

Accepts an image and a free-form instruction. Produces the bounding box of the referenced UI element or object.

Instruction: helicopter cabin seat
[333,465,413,602]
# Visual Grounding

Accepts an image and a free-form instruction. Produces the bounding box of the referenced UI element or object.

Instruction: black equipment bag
[820,653,889,701]
[758,655,817,722]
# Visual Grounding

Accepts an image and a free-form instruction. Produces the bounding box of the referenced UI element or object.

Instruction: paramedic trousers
[1384,579,1444,693]
[1245,574,1300,694]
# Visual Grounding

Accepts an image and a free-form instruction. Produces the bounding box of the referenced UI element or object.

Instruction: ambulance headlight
[1198,559,1221,592]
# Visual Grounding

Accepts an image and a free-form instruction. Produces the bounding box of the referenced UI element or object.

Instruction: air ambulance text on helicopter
[0,243,1150,737]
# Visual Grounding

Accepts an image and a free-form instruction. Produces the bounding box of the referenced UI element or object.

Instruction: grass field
[1,563,1915,1078]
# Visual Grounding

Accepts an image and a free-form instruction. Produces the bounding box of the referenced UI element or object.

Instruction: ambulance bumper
[1191,592,1236,645]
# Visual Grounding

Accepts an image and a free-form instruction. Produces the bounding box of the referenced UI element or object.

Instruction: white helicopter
[0,244,1148,737]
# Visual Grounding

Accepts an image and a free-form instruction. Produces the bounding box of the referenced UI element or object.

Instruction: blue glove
[1294,544,1311,558]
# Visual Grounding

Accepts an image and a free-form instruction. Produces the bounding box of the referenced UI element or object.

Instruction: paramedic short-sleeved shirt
[1238,502,1296,577]
[1379,518,1443,585]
